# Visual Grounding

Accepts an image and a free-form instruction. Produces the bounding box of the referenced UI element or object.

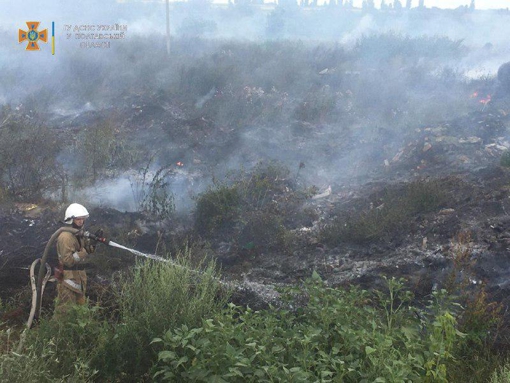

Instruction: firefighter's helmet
[64,203,89,224]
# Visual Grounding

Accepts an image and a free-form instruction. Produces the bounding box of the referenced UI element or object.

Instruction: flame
[479,94,492,105]
[176,161,184,167]
[470,91,479,98]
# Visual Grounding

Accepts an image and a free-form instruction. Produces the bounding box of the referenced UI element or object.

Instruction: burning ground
[3,89,510,313]
[2,29,510,347]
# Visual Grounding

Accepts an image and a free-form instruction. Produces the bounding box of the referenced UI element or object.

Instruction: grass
[0,249,228,382]
[0,262,506,382]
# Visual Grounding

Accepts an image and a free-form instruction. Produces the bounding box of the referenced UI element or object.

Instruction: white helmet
[64,203,89,224]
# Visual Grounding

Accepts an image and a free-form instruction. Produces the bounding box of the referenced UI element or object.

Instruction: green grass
[0,249,228,382]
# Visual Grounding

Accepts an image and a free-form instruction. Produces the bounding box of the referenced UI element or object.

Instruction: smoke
[340,14,375,48]
[4,2,510,213]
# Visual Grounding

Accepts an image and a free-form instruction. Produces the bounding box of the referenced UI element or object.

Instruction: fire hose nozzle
[83,231,108,244]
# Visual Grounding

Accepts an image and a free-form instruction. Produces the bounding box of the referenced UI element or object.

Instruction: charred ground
[2,34,510,329]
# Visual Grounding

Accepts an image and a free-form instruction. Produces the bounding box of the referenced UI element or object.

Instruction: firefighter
[54,203,99,312]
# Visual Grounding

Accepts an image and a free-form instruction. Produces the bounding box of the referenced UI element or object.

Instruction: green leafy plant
[153,275,463,382]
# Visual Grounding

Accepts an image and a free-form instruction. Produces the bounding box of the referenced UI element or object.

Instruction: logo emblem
[19,22,48,51]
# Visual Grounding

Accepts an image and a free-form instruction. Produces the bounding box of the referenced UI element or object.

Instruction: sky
[387,0,509,8]
[313,0,509,7]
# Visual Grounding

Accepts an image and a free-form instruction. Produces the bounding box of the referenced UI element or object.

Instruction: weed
[130,156,176,220]
[0,304,105,382]
[91,249,228,381]
[491,363,510,383]
[0,118,60,200]
[153,276,462,382]
[443,233,506,383]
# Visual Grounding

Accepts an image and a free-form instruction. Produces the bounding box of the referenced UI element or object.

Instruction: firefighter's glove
[84,238,96,254]
[94,228,104,240]
[87,228,104,244]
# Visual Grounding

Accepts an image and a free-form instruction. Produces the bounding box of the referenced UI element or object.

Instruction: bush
[153,276,463,382]
[0,304,106,382]
[194,162,313,252]
[78,119,133,182]
[491,364,510,383]
[130,158,176,220]
[237,210,287,252]
[0,250,227,382]
[194,183,241,236]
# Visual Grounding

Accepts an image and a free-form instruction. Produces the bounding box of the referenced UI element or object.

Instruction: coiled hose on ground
[27,227,81,329]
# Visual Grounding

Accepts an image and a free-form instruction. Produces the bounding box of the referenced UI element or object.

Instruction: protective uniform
[56,231,89,307]
[54,203,93,312]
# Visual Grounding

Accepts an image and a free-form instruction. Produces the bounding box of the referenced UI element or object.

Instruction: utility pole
[166,0,171,57]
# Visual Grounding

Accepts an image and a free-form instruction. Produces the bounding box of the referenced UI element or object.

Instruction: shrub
[153,276,463,382]
[194,183,241,236]
[78,119,133,182]
[130,158,176,220]
[194,162,313,252]
[0,304,106,382]
[443,233,505,382]
[237,210,287,252]
[491,364,510,383]
[0,251,227,382]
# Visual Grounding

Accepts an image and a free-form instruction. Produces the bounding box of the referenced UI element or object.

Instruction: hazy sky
[320,0,509,7]
[390,0,508,8]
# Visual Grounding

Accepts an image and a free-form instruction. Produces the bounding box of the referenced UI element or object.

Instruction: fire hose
[26,228,208,329]
[27,227,82,329]
[20,227,257,352]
